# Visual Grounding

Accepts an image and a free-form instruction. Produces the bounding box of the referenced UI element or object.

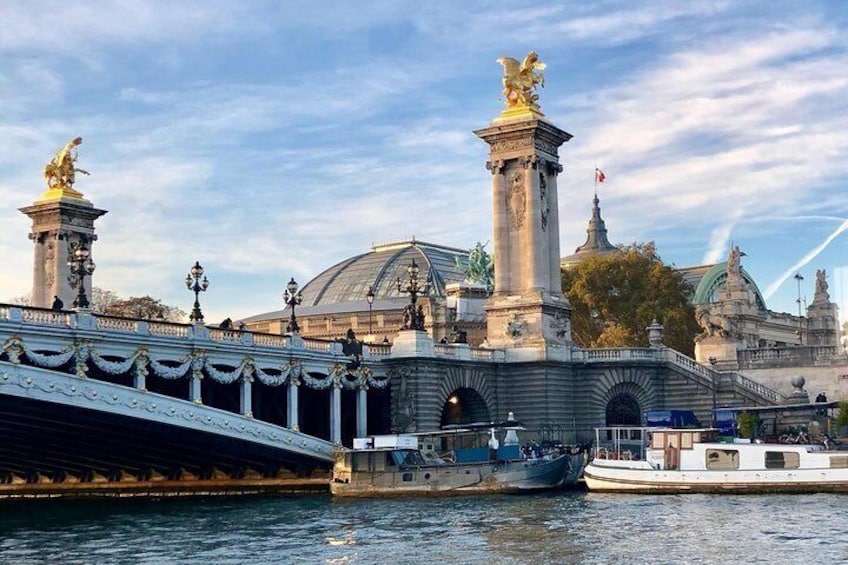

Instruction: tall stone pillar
[19,138,106,308]
[474,73,573,361]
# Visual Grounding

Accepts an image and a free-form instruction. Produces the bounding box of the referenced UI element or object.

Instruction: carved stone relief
[486,159,505,175]
[44,239,56,289]
[508,170,526,230]
[550,311,571,343]
[504,313,527,342]
[490,137,533,153]
[539,171,549,231]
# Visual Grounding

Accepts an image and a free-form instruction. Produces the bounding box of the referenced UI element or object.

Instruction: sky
[2,1,848,324]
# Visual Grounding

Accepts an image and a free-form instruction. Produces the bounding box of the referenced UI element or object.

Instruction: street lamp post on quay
[185,261,209,323]
[397,259,430,331]
[284,277,303,333]
[366,285,375,336]
[708,356,718,426]
[67,240,96,309]
[794,272,804,344]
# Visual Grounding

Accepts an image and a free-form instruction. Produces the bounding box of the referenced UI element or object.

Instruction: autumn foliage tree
[103,295,186,322]
[561,242,700,356]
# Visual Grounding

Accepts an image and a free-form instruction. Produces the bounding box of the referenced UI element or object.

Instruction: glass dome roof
[301,239,470,306]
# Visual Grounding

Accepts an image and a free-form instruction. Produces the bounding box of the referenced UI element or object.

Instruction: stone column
[287,378,300,431]
[545,161,565,294]
[134,369,146,392]
[522,154,545,292]
[474,116,574,360]
[356,386,368,437]
[20,196,106,309]
[330,379,342,444]
[240,375,253,417]
[487,160,508,295]
[190,374,202,404]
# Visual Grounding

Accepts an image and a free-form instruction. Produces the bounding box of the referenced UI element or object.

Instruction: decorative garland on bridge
[1,336,388,392]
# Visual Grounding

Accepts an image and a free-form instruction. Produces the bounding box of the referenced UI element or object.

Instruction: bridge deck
[0,363,334,494]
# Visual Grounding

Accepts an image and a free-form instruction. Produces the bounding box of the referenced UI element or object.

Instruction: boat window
[392,450,426,467]
[765,451,800,469]
[705,449,739,470]
[830,456,848,469]
[681,433,693,449]
[629,429,642,441]
[351,452,369,472]
[651,432,664,449]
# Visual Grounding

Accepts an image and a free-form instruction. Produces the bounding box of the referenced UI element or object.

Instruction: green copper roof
[691,261,767,309]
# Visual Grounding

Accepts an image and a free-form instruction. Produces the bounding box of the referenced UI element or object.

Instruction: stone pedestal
[390,330,435,358]
[485,294,572,361]
[694,336,741,365]
[19,193,106,309]
[475,115,573,359]
[806,300,839,347]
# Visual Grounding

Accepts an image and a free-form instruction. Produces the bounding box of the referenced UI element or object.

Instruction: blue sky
[2,1,848,324]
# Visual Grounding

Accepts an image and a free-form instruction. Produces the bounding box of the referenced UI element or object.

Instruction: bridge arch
[438,366,495,426]
[604,383,644,426]
[585,366,659,427]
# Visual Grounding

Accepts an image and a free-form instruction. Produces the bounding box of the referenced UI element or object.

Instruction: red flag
[595,168,606,183]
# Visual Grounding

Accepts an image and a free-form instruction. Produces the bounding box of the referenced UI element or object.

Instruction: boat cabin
[592,426,845,473]
[594,427,722,470]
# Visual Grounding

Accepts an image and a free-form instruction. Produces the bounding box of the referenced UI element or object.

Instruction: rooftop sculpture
[43,137,89,196]
[496,51,546,113]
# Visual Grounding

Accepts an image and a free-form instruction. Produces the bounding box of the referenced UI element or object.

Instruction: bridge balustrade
[0,304,390,445]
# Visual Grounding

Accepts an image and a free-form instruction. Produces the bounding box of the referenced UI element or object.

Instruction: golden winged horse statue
[496,51,546,110]
[44,136,89,192]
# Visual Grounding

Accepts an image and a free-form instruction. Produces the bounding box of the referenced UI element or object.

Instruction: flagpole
[593,165,597,197]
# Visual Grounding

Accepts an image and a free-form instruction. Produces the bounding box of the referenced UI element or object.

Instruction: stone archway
[605,393,641,426]
[440,387,490,427]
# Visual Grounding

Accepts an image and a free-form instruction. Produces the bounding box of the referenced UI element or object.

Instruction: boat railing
[592,426,650,462]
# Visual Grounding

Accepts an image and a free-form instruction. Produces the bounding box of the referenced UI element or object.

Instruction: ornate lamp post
[794,272,804,344]
[284,277,303,333]
[397,259,430,331]
[708,356,718,425]
[184,261,209,323]
[67,240,95,309]
[366,284,375,335]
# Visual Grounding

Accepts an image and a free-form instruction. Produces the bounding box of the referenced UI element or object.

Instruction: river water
[0,491,844,564]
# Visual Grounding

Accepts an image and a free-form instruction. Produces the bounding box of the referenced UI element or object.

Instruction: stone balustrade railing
[726,372,782,403]
[364,344,392,357]
[0,304,374,366]
[575,347,663,362]
[738,345,847,368]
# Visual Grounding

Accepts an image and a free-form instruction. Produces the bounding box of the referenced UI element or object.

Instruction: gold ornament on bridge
[496,51,546,117]
[41,136,89,200]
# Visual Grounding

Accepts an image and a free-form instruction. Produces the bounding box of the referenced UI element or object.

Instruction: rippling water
[0,491,845,564]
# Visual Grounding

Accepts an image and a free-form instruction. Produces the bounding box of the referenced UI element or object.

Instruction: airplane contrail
[763,218,848,299]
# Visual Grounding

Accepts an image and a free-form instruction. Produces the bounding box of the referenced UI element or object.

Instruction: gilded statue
[496,51,546,110]
[44,137,89,191]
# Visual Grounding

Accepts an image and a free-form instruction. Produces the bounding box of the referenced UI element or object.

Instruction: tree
[561,242,701,356]
[90,287,120,313]
[10,294,31,306]
[103,295,187,322]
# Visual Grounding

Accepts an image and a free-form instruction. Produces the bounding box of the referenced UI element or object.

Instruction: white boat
[331,421,586,497]
[583,426,848,494]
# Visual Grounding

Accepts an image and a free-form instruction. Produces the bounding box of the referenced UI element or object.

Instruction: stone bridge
[0,304,786,493]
